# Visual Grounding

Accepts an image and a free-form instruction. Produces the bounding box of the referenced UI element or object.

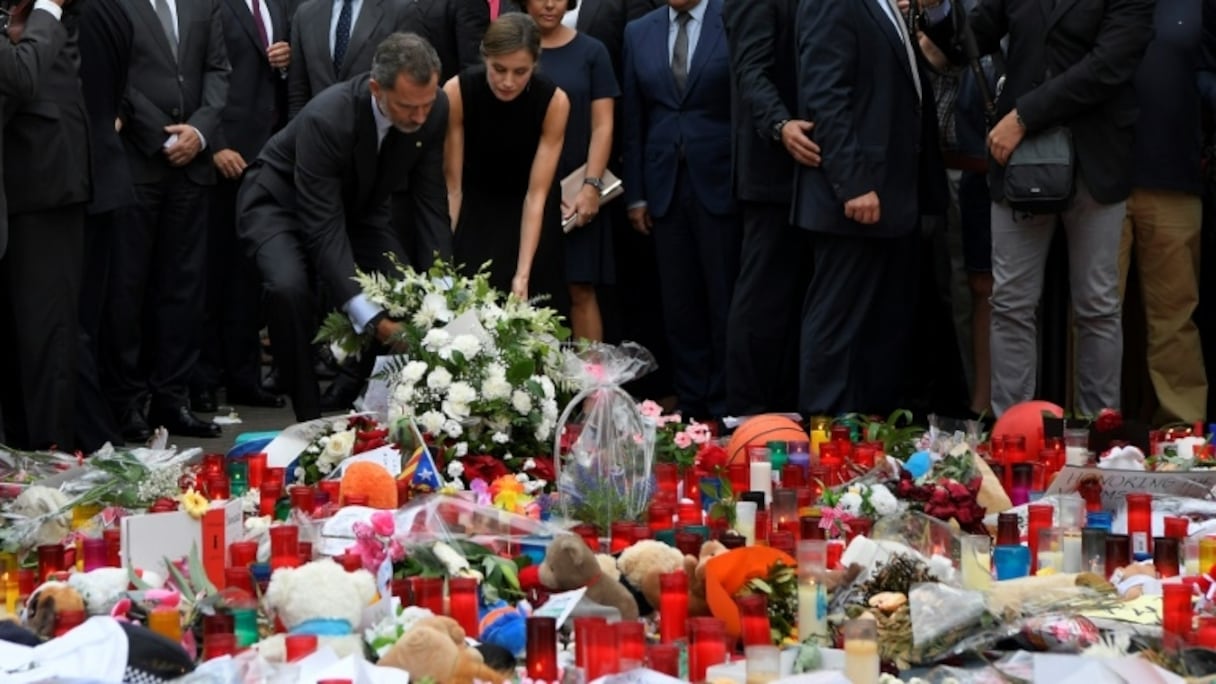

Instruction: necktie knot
[676,11,690,26]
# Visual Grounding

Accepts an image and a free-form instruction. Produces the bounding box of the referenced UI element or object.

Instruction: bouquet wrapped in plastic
[551,342,658,533]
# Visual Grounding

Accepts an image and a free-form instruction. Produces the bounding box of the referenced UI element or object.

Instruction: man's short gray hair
[371,32,441,88]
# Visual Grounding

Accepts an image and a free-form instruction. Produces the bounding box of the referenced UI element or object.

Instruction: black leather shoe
[149,405,222,439]
[319,373,363,412]
[190,386,218,413]
[261,367,284,395]
[226,386,286,408]
[119,409,152,444]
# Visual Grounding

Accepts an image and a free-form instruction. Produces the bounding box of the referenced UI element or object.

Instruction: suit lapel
[577,0,602,33]
[310,0,338,81]
[224,0,265,53]
[354,83,380,206]
[128,0,178,62]
[682,0,721,99]
[343,0,384,77]
[1044,0,1081,32]
[648,11,679,104]
[860,0,916,91]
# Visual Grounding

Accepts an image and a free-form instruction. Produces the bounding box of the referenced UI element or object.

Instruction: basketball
[725,414,808,464]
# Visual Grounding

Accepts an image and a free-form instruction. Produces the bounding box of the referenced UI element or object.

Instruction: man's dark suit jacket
[403,0,487,82]
[790,0,945,237]
[79,0,136,216]
[4,5,90,216]
[925,0,1154,204]
[723,0,797,205]
[625,0,661,21]
[214,0,288,160]
[119,0,231,186]
[621,0,735,218]
[0,9,68,257]
[287,0,411,117]
[241,75,451,304]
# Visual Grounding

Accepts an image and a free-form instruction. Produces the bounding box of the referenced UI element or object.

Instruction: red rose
[697,444,728,472]
[459,454,511,483]
[524,456,557,482]
[945,481,971,501]
[955,505,975,525]
[929,488,950,506]
[1095,408,1123,433]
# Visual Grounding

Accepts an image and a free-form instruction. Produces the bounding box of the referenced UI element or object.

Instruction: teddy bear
[256,558,378,661]
[617,539,686,615]
[378,615,508,684]
[521,534,639,620]
[22,581,86,638]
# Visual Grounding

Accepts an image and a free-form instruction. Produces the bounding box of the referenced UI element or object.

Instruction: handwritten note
[532,587,587,629]
[1045,466,1216,510]
[337,445,402,477]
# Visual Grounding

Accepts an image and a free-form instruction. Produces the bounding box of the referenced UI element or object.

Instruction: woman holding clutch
[523,0,619,341]
[444,13,571,310]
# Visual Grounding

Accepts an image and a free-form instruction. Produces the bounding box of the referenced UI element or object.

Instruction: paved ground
[168,389,324,454]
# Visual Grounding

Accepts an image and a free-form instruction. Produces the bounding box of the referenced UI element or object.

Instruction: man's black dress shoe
[319,372,364,412]
[119,409,152,444]
[149,405,222,439]
[190,386,218,413]
[227,386,287,408]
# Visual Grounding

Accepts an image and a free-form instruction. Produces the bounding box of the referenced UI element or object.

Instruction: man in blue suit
[622,0,739,421]
[791,0,947,415]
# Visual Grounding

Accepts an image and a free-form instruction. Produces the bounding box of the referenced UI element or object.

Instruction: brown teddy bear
[23,581,86,639]
[538,535,639,620]
[629,539,726,619]
[378,615,507,684]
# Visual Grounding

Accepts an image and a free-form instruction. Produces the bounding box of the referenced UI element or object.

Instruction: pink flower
[471,478,492,506]
[352,521,373,540]
[639,400,663,418]
[388,539,405,562]
[371,510,396,537]
[687,422,711,445]
[673,431,693,449]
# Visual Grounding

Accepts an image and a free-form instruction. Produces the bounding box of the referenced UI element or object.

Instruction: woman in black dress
[443,13,571,307]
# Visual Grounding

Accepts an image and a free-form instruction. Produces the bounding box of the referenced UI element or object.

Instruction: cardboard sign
[531,586,587,629]
[121,498,244,587]
[336,445,402,478]
[1045,466,1216,510]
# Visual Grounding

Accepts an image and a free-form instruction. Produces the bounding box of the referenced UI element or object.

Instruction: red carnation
[459,454,512,483]
[1095,408,1123,433]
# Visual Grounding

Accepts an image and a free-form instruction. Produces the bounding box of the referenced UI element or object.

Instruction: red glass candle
[572,523,600,551]
[260,492,279,518]
[781,463,806,488]
[677,500,702,526]
[770,530,796,557]
[82,538,107,572]
[1126,493,1153,558]
[658,571,689,643]
[617,620,646,668]
[996,512,1020,547]
[826,540,844,569]
[573,616,607,670]
[290,485,315,515]
[268,525,299,570]
[852,445,876,471]
[202,453,225,477]
[338,552,363,573]
[525,617,559,680]
[297,541,313,564]
[229,540,258,567]
[246,452,267,489]
[16,569,33,599]
[688,617,727,682]
[736,594,771,647]
[226,566,254,594]
[285,633,318,662]
[202,613,235,635]
[206,473,230,501]
[102,528,121,567]
[631,523,652,544]
[53,609,85,637]
[1154,536,1181,578]
[675,530,702,557]
[845,516,872,541]
[800,515,825,540]
[264,467,286,490]
[411,576,444,614]
[1163,582,1193,635]
[390,578,411,604]
[727,462,749,496]
[1198,616,1216,649]
[1105,534,1130,578]
[819,444,844,486]
[1164,516,1189,539]
[754,509,771,544]
[648,502,675,531]
[37,544,64,582]
[448,577,481,638]
[396,479,410,507]
[611,521,634,554]
[1027,503,1053,571]
[655,463,679,498]
[202,631,237,660]
[647,643,680,677]
[583,621,619,680]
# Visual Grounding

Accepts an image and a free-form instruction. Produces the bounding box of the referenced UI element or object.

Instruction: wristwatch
[365,311,387,335]
[1015,112,1026,130]
[583,177,605,192]
[772,119,790,141]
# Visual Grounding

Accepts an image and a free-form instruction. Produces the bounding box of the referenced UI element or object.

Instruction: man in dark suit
[238,32,451,421]
[403,0,487,81]
[104,0,230,440]
[0,0,77,449]
[190,0,292,413]
[922,0,1153,417]
[722,0,818,415]
[625,0,660,21]
[76,0,135,451]
[287,0,412,117]
[622,0,739,421]
[792,0,947,415]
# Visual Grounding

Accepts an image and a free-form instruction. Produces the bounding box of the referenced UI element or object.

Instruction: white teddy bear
[255,558,379,662]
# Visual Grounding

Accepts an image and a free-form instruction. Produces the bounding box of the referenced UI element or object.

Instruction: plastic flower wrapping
[551,342,659,533]
[315,256,571,462]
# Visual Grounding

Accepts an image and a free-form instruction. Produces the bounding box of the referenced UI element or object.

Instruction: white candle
[961,548,991,590]
[1065,446,1088,466]
[843,639,880,684]
[1062,533,1082,573]
[735,501,757,546]
[798,580,828,643]
[749,460,773,504]
[1037,550,1063,573]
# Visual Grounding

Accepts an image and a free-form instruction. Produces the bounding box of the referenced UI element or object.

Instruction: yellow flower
[493,489,533,514]
[179,488,209,519]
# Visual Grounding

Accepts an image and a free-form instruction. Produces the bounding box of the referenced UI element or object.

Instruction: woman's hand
[567,184,601,228]
[511,272,529,300]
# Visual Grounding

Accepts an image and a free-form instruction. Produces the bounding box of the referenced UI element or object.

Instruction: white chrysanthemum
[868,484,901,516]
[426,367,453,390]
[401,360,428,385]
[420,293,453,323]
[524,479,547,494]
[511,390,532,415]
[481,375,512,401]
[422,328,451,351]
[442,420,463,438]
[447,460,465,479]
[449,334,481,360]
[443,400,471,419]
[454,441,469,457]
[393,384,415,404]
[447,382,476,405]
[838,492,864,517]
[419,410,446,435]
[492,431,510,444]
[536,420,553,442]
[537,376,556,399]
[541,398,559,421]
[523,458,536,471]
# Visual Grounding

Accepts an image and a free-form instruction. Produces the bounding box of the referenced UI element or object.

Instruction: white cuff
[627,201,647,210]
[192,126,207,150]
[33,0,61,20]
[344,293,383,334]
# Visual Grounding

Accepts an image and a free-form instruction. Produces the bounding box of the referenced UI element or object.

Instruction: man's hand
[844,191,880,224]
[163,124,202,167]
[781,120,821,167]
[114,117,122,133]
[212,149,247,180]
[267,41,290,69]
[374,318,406,352]
[988,109,1026,166]
[627,206,653,235]
[511,272,529,300]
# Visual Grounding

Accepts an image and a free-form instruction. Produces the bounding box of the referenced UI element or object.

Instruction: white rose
[442,400,471,419]
[447,460,465,479]
[511,390,532,415]
[427,367,453,390]
[447,382,477,406]
[325,429,357,463]
[442,420,464,438]
[331,419,349,433]
[449,334,481,360]
[419,410,446,435]
[869,484,901,517]
[401,361,428,385]
[838,492,864,517]
[481,375,512,401]
[420,293,453,323]
[492,431,510,444]
[455,442,469,457]
[318,461,333,474]
[422,329,451,351]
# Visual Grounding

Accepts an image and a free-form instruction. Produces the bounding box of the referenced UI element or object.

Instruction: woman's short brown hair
[481,12,542,61]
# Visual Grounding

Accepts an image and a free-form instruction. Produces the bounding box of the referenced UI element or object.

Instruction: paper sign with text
[1045,466,1216,510]
[337,445,402,477]
[531,587,587,629]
